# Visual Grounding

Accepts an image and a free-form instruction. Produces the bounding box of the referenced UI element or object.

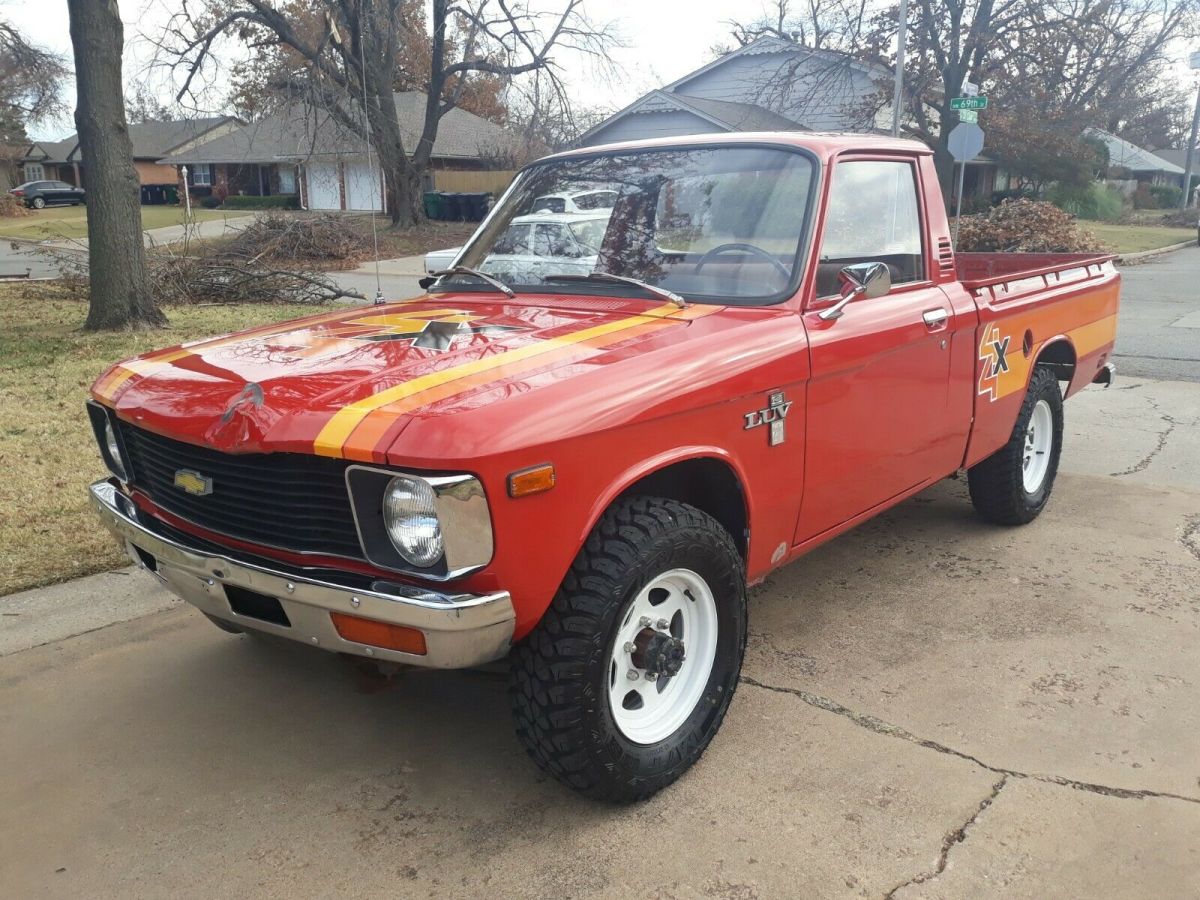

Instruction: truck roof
[545,131,933,164]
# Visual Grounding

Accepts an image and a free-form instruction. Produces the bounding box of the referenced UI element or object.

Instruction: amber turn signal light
[330,612,427,655]
[508,463,555,498]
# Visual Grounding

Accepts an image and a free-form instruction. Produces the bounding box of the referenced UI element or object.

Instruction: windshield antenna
[358,5,384,305]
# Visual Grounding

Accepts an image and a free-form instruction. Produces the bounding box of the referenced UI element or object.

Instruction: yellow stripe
[313,303,701,457]
[1068,313,1118,358]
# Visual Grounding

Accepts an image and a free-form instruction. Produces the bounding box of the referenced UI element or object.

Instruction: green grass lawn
[0,284,330,596]
[0,205,233,240]
[1086,222,1196,254]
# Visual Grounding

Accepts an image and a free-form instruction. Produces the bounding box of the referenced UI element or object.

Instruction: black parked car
[9,180,86,209]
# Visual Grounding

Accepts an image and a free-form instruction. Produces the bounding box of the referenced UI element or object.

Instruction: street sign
[950,97,988,110]
[958,109,979,124]
[961,80,980,97]
[948,122,985,161]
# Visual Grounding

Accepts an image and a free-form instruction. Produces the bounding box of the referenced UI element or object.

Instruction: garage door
[345,162,382,212]
[306,163,341,210]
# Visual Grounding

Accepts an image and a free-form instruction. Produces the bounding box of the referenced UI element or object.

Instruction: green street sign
[958,109,979,124]
[951,97,988,110]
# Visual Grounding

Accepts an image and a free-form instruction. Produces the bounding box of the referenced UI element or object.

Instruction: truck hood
[94,294,721,462]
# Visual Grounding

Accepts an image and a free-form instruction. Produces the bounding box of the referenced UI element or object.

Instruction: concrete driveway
[3,256,1200,898]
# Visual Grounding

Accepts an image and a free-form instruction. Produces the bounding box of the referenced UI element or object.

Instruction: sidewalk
[327,253,429,302]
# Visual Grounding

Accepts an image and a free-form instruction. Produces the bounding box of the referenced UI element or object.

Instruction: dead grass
[0,283,329,597]
[342,217,478,267]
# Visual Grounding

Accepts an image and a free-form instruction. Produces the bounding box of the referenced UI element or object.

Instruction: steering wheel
[694,242,791,281]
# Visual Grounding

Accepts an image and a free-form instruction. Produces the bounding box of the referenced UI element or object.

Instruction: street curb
[1115,240,1197,265]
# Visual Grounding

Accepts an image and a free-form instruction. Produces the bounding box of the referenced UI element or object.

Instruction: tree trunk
[67,0,165,330]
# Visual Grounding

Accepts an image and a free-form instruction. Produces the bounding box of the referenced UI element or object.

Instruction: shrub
[1131,183,1157,209]
[199,196,222,209]
[1148,184,1182,208]
[956,199,1107,253]
[1046,182,1126,222]
[221,194,300,210]
[0,194,31,218]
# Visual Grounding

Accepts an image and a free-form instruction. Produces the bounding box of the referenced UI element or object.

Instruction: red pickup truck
[88,133,1119,801]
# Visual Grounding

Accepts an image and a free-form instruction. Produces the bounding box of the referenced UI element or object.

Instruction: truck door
[795,157,960,543]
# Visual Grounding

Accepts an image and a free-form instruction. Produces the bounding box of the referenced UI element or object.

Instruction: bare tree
[162,0,614,226]
[0,19,70,143]
[67,0,165,330]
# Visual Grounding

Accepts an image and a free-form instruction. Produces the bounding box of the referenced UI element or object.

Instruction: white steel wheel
[1022,399,1053,492]
[607,568,719,745]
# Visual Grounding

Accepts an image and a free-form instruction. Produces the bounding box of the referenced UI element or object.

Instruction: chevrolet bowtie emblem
[342,310,524,352]
[173,469,213,496]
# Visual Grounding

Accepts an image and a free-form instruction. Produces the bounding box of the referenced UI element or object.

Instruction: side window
[535,223,580,257]
[493,223,531,255]
[817,160,924,297]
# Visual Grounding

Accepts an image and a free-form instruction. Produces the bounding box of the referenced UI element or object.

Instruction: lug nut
[623,641,636,654]
[645,671,658,682]
[626,669,639,681]
[639,616,652,627]
[656,618,669,630]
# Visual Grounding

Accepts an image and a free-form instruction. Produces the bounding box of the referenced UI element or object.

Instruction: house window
[278,165,296,194]
[190,164,213,186]
[24,163,45,182]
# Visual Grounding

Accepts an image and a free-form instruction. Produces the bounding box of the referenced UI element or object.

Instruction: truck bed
[956,252,1115,292]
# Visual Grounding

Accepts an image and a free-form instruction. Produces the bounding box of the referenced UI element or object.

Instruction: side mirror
[818,261,892,321]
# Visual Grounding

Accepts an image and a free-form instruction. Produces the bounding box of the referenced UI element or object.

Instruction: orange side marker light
[508,463,555,498]
[330,612,427,655]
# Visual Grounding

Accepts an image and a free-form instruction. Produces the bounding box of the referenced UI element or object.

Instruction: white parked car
[425,212,610,280]
[424,190,618,274]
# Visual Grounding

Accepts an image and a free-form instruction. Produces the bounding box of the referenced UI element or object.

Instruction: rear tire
[31,196,45,209]
[968,366,1064,525]
[509,496,747,802]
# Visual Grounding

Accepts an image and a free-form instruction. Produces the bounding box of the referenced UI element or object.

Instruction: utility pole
[891,0,909,138]
[1181,51,1200,210]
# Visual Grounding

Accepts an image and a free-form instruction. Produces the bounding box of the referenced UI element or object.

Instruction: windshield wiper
[428,266,516,299]
[544,272,687,308]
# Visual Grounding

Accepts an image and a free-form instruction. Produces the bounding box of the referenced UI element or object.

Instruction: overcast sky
[4,0,750,140]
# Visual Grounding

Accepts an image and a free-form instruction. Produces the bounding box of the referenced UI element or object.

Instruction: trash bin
[164,184,178,205]
[442,192,465,221]
[423,191,444,220]
[464,192,490,221]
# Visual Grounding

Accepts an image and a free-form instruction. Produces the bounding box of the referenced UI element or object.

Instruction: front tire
[968,366,1064,525]
[509,496,747,802]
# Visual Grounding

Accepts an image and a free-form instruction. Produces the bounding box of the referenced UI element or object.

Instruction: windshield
[448,146,815,304]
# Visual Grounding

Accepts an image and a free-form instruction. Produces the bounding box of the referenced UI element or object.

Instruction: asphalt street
[2,249,1199,898]
[1113,245,1200,382]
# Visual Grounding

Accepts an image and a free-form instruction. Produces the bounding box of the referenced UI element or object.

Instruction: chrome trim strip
[89,479,514,668]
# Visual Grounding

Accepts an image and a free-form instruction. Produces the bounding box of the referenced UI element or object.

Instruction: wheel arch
[1033,336,1076,386]
[579,449,752,561]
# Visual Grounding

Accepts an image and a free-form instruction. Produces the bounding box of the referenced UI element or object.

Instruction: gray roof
[160,93,511,165]
[126,118,236,158]
[667,94,804,131]
[1087,128,1184,174]
[23,118,236,163]
[1149,147,1197,169]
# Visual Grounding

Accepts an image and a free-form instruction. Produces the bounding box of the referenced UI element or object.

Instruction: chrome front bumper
[89,479,515,668]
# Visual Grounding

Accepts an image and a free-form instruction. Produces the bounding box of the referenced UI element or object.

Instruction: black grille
[119,424,363,560]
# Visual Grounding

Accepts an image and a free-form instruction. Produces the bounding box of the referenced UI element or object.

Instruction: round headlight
[382,476,443,567]
[104,418,128,481]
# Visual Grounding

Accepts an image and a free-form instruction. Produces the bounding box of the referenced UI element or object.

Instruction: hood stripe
[314,303,718,458]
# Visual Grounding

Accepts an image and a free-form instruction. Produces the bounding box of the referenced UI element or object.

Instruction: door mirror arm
[817,261,892,321]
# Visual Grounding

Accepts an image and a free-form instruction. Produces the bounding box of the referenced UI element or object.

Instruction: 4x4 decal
[978,324,1012,401]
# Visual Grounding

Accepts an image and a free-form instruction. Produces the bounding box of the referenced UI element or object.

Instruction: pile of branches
[0,195,32,218]
[34,223,364,306]
[957,199,1107,253]
[221,213,369,268]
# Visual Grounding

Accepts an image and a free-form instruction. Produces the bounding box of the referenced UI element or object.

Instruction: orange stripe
[342,318,680,461]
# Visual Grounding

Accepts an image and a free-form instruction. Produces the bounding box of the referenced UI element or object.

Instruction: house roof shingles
[160,93,511,165]
[1087,128,1184,174]
[23,117,236,165]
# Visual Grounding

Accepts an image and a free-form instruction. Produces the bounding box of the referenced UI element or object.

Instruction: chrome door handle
[922,308,949,327]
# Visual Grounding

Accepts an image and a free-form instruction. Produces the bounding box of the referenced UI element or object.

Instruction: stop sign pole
[948,122,986,248]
